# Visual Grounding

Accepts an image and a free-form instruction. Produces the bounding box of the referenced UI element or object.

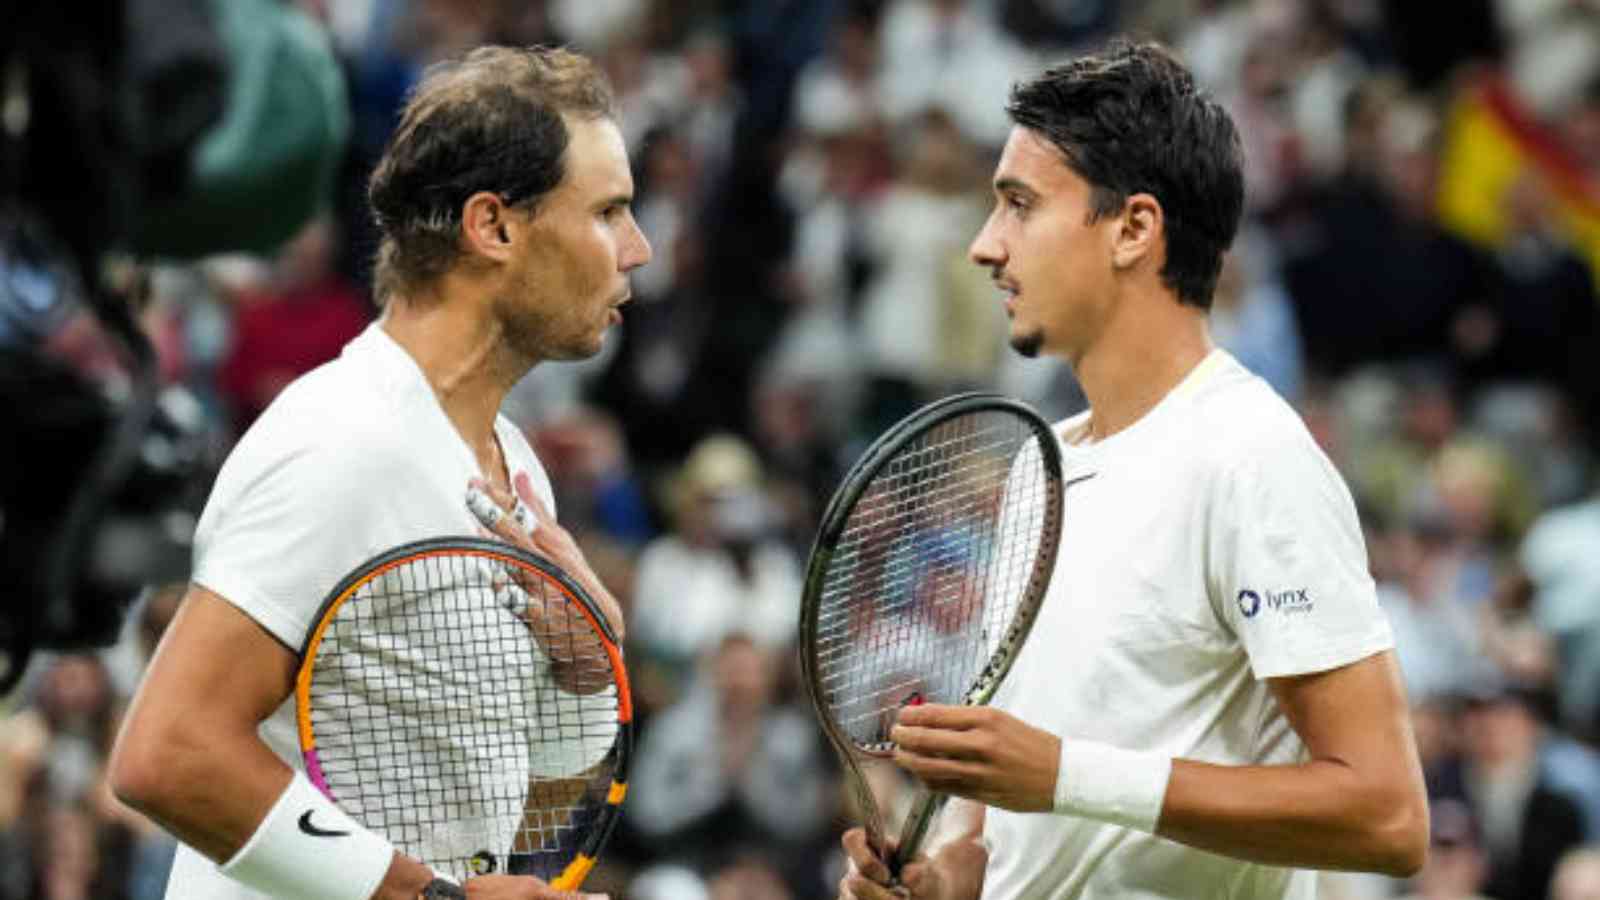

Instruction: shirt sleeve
[1207,430,1393,679]
[191,431,398,651]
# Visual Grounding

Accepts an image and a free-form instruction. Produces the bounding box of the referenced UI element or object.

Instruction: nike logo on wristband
[297,810,350,838]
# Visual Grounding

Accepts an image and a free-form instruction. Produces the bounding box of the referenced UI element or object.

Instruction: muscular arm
[891,651,1428,879]
[107,587,433,900]
[1155,650,1429,876]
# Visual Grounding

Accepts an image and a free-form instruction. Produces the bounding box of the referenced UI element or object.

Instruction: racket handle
[888,791,950,877]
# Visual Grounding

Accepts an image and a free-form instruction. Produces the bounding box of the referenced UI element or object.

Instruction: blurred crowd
[6,1,1600,899]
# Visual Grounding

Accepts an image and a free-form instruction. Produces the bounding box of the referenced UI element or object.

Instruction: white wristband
[221,772,395,900]
[1052,739,1173,833]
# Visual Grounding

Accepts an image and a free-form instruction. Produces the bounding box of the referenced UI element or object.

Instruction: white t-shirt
[165,324,561,900]
[981,349,1394,900]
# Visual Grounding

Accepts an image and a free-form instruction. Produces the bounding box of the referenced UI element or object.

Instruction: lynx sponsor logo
[1238,587,1313,618]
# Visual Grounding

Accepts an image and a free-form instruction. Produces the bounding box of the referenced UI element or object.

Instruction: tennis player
[839,39,1427,900]
[109,46,646,900]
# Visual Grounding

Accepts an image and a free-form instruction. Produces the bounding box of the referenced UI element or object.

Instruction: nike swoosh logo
[298,810,350,838]
[1064,473,1097,488]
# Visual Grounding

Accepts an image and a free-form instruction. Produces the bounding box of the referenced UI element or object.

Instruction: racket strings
[305,551,621,881]
[813,412,1053,750]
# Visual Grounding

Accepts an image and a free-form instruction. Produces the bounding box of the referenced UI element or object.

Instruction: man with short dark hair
[839,39,1427,900]
[110,46,649,900]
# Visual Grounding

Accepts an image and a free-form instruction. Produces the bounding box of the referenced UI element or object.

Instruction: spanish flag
[1435,73,1600,277]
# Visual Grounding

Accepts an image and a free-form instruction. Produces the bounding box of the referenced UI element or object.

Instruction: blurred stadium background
[6,0,1600,898]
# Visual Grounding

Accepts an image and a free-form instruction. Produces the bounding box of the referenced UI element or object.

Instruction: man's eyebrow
[993,177,1039,199]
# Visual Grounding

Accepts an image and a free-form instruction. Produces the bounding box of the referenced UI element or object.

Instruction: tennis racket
[294,537,632,890]
[798,392,1063,876]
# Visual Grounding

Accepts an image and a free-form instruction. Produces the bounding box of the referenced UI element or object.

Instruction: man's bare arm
[107,586,434,899]
[890,651,1428,877]
[1156,650,1429,876]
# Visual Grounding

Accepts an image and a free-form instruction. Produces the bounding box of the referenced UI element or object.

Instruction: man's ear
[1112,192,1163,271]
[461,191,516,263]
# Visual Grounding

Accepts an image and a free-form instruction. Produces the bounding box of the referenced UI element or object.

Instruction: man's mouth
[996,279,1020,312]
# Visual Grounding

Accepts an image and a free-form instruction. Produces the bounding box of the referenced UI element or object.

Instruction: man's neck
[379,282,533,454]
[1068,285,1213,443]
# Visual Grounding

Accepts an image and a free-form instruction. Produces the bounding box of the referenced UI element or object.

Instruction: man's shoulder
[219,375,428,500]
[1182,361,1321,473]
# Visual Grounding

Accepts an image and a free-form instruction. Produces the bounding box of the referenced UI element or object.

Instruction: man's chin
[1009,329,1044,359]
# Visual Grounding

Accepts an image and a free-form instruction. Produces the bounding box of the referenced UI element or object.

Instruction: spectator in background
[1395,798,1493,900]
[1552,845,1600,900]
[1282,85,1503,377]
[525,409,654,545]
[34,657,118,806]
[31,804,105,900]
[215,217,371,435]
[1434,683,1587,900]
[748,365,849,553]
[627,636,831,890]
[1374,510,1501,704]
[632,435,802,668]
[1521,492,1600,740]
[627,863,710,900]
[0,704,48,900]
[706,852,795,900]
[791,9,883,147]
[876,0,1033,147]
[676,28,742,195]
[1225,23,1304,214]
[1350,364,1464,533]
[856,107,997,433]
[1462,173,1599,395]
[1208,227,1304,405]
[994,0,1116,53]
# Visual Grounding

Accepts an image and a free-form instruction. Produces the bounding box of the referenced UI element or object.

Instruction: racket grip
[888,792,950,877]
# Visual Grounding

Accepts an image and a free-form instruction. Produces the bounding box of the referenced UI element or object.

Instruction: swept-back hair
[1007,39,1245,309]
[366,45,616,303]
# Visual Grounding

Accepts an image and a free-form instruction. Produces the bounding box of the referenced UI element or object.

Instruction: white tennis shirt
[165,323,562,899]
[980,349,1394,900]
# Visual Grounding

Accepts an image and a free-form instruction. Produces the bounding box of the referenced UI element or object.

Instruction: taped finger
[465,486,506,530]
[512,501,537,535]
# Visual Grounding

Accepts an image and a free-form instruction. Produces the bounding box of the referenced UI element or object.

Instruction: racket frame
[798,392,1064,874]
[294,537,633,891]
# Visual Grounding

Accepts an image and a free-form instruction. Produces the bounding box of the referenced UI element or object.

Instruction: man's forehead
[993,126,1074,193]
[563,117,632,189]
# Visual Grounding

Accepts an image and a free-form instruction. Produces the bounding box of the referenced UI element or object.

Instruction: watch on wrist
[420,878,467,900]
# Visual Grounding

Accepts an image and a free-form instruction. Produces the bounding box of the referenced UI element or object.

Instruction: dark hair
[1006,39,1244,309]
[366,45,617,303]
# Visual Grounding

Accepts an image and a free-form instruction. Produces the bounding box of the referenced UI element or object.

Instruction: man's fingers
[893,749,984,791]
[467,481,534,546]
[891,724,988,760]
[840,873,906,900]
[513,472,553,523]
[895,703,988,729]
[841,828,892,884]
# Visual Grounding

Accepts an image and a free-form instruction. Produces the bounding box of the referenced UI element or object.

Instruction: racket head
[294,537,632,890]
[798,393,1063,845]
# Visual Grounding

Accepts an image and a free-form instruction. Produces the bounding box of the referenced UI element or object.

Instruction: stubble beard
[495,275,597,364]
[1009,327,1044,358]
[493,284,554,367]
